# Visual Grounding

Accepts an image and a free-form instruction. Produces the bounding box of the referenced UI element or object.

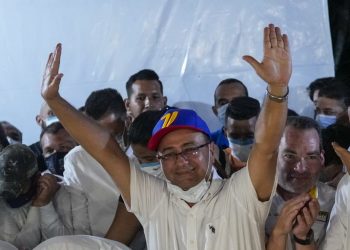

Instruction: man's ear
[35,115,43,127]
[320,150,326,168]
[212,106,218,116]
[163,96,168,106]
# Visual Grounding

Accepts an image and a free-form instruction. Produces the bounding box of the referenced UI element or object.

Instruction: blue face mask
[44,151,68,176]
[315,114,337,129]
[140,162,160,168]
[217,104,229,126]
[227,137,254,162]
[228,137,254,146]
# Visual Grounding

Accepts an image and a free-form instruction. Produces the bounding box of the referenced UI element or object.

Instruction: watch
[293,229,314,245]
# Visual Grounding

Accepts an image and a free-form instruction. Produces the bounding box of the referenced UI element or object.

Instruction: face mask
[163,147,212,203]
[217,104,229,126]
[44,115,59,128]
[115,126,128,152]
[140,162,162,177]
[44,151,68,176]
[228,137,254,162]
[315,114,337,129]
[6,136,20,145]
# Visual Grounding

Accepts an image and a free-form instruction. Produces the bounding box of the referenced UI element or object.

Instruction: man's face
[277,126,324,194]
[131,143,158,163]
[40,129,77,158]
[125,80,167,120]
[1,122,22,143]
[157,129,213,190]
[224,116,256,140]
[212,83,247,115]
[315,97,346,117]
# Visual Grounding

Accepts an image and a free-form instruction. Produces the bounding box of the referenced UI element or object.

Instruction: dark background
[329,0,350,81]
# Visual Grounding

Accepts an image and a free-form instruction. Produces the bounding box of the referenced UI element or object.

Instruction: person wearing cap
[265,116,335,249]
[0,144,90,249]
[41,24,290,249]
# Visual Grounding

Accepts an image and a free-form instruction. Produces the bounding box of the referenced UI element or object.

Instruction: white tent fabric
[0,0,333,144]
[33,235,130,250]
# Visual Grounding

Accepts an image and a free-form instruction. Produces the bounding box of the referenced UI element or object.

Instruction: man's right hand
[332,142,350,174]
[32,174,60,207]
[41,43,63,101]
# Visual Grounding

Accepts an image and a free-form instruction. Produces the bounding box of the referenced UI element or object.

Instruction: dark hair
[40,122,65,140]
[128,110,165,146]
[85,88,126,120]
[225,96,260,122]
[287,108,299,117]
[0,125,9,150]
[126,69,163,97]
[317,79,350,105]
[214,78,249,102]
[285,116,322,150]
[306,77,334,101]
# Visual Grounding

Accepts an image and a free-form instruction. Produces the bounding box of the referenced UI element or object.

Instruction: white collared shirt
[126,158,274,250]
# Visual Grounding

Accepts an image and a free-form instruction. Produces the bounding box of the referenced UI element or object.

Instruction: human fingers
[269,24,278,48]
[51,43,62,77]
[275,26,284,48]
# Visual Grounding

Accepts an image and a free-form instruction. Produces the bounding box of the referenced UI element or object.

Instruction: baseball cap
[148,108,211,151]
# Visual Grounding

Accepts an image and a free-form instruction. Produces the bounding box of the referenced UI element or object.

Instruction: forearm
[266,231,287,250]
[105,201,141,245]
[254,85,288,154]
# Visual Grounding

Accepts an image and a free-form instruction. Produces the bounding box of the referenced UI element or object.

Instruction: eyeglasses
[282,153,321,165]
[157,142,210,162]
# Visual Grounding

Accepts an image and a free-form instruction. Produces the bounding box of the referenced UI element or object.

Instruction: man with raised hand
[41,24,291,249]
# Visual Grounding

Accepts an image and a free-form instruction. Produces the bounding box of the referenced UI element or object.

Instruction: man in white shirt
[41,24,291,249]
[321,142,350,250]
[0,144,89,249]
[265,116,335,249]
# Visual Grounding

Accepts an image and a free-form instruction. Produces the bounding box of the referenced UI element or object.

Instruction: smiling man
[265,116,335,249]
[41,24,291,249]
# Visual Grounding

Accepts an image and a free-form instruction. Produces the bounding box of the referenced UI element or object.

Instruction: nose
[144,96,151,109]
[293,160,307,173]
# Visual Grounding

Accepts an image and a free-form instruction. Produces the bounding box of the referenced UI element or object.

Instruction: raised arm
[244,24,291,200]
[40,44,131,205]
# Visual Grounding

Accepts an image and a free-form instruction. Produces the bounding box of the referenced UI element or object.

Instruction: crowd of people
[0,24,350,250]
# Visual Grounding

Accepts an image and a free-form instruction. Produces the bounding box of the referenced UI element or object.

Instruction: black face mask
[44,151,68,176]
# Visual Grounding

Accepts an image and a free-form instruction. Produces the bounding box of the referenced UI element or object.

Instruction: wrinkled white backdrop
[0,0,334,145]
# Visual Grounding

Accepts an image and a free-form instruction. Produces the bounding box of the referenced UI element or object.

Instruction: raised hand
[332,142,350,173]
[41,43,63,101]
[243,24,291,89]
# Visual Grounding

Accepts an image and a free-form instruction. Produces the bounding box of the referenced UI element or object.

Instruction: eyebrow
[282,149,320,155]
[159,141,199,153]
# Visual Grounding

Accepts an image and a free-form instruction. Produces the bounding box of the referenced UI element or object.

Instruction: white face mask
[6,136,21,145]
[217,104,229,126]
[44,115,59,127]
[163,147,212,203]
[228,137,254,162]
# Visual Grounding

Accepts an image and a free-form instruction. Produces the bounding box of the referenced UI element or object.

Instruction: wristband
[293,229,314,245]
[266,87,289,103]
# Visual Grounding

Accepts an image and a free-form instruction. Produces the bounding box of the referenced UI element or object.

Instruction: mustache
[288,172,311,179]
